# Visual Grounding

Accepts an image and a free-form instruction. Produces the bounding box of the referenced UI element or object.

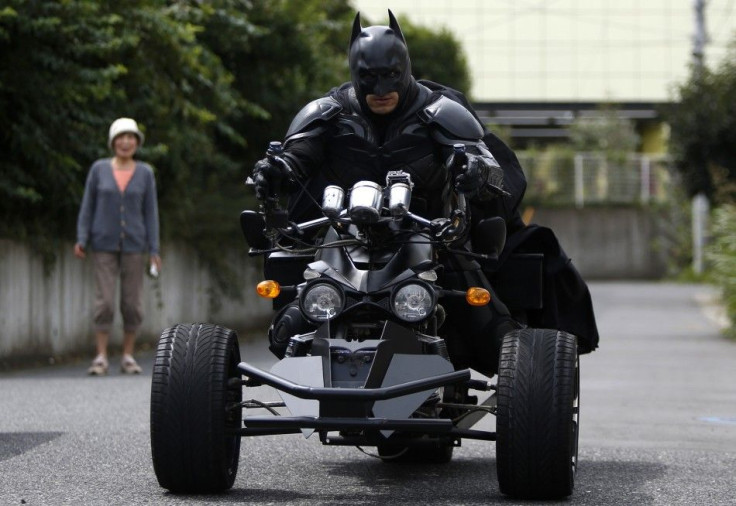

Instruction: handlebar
[248,141,472,251]
[450,143,467,175]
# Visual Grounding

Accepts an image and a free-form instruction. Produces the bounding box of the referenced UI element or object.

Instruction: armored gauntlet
[453,152,507,200]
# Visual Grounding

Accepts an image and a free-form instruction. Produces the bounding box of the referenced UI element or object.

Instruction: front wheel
[150,323,243,493]
[495,328,579,499]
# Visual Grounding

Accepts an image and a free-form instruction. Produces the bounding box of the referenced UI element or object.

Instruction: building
[353,1,735,150]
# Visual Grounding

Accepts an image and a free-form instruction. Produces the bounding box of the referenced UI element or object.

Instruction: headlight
[392,282,435,322]
[300,282,344,322]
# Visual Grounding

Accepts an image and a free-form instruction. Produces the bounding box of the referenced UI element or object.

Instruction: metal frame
[234,361,497,442]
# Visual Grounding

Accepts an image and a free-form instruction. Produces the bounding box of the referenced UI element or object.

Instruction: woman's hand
[73,243,86,259]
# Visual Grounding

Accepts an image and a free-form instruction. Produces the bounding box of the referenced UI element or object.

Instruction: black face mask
[348,10,414,114]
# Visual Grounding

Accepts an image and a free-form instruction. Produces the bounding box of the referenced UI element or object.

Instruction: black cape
[420,80,599,353]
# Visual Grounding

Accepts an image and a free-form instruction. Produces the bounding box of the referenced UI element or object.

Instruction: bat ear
[388,9,405,43]
[350,12,363,47]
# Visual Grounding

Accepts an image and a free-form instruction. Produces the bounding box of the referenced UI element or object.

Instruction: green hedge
[708,204,736,337]
[0,1,470,301]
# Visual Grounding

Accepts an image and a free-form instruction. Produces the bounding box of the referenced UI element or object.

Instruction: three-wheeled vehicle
[150,145,580,499]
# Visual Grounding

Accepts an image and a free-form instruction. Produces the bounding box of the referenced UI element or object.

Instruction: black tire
[496,328,579,499]
[377,438,454,464]
[150,323,243,493]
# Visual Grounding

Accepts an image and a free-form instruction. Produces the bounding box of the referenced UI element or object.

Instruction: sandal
[120,354,142,374]
[87,354,109,376]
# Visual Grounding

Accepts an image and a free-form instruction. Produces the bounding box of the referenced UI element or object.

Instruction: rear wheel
[150,323,243,493]
[496,328,579,499]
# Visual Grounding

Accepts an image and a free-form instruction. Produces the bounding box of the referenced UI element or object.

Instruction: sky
[352,0,736,102]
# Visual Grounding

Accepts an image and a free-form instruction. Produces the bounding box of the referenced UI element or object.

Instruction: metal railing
[516,152,675,207]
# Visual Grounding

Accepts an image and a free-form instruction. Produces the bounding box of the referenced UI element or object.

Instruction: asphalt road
[1,281,735,505]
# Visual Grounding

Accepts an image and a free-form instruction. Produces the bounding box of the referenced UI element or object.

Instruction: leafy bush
[0,0,471,300]
[666,37,736,199]
[0,0,250,272]
[517,145,576,206]
[708,204,736,337]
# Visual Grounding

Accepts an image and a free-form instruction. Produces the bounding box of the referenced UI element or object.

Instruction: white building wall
[353,0,736,101]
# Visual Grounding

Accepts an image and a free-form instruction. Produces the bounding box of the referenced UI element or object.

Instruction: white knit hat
[108,117,144,148]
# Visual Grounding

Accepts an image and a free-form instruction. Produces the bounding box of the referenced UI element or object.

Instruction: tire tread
[496,328,579,499]
[150,323,242,493]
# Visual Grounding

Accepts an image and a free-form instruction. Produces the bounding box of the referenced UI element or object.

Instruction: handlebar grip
[451,143,467,173]
[267,141,284,159]
[264,141,286,201]
[262,141,289,229]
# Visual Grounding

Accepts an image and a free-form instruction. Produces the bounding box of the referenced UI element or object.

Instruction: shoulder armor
[419,95,484,145]
[285,96,342,140]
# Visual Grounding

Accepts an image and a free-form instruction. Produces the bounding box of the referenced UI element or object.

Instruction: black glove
[252,157,287,201]
[453,152,508,199]
[453,153,487,196]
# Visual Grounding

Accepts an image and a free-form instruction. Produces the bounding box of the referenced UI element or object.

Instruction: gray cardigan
[76,159,160,255]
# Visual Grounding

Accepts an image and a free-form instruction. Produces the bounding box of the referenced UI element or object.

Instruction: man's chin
[367,101,398,114]
[371,106,395,114]
[366,93,399,114]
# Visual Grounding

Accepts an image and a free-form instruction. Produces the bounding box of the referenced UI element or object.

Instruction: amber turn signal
[466,287,491,306]
[256,280,281,299]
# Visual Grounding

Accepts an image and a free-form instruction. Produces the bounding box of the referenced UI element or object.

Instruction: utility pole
[691,0,708,276]
[693,0,707,74]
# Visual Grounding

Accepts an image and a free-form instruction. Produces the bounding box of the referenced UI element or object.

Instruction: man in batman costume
[252,10,598,375]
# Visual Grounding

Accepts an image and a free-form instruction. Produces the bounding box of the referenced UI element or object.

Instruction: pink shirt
[113,166,136,193]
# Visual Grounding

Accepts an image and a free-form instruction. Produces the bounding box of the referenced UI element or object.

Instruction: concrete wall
[0,206,667,364]
[530,206,667,279]
[0,240,272,365]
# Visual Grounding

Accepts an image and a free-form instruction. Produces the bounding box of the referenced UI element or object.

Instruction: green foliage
[0,0,471,298]
[516,145,576,206]
[211,0,355,164]
[666,38,736,200]
[650,179,694,279]
[0,1,128,262]
[0,0,254,275]
[569,104,640,163]
[707,204,736,338]
[669,38,736,332]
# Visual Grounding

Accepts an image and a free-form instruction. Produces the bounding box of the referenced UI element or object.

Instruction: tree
[666,38,736,201]
[197,0,354,165]
[0,0,472,295]
[161,0,356,296]
[0,1,130,259]
[0,0,252,270]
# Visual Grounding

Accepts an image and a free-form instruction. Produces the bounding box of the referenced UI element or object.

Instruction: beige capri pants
[91,251,145,333]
